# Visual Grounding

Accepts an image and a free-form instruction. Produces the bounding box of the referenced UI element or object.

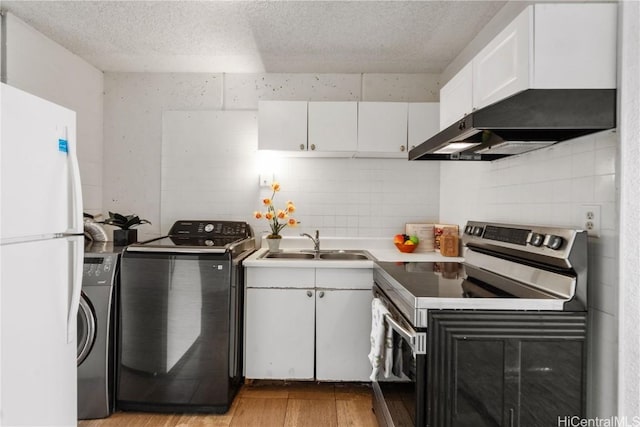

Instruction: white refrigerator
[0,83,84,426]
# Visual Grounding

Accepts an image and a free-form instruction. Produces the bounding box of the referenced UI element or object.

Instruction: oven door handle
[384,313,427,355]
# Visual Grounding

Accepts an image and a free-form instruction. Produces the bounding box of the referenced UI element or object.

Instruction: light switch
[259,174,273,188]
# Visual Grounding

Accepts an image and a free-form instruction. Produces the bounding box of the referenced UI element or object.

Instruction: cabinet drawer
[245,267,315,288]
[316,268,373,290]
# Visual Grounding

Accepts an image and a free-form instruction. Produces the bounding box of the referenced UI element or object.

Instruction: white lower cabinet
[315,289,373,381]
[244,267,373,381]
[244,288,315,379]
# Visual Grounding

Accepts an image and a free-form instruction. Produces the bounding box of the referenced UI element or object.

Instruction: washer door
[77,292,96,366]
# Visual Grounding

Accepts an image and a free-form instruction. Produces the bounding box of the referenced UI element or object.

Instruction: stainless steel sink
[263,252,315,259]
[318,252,369,260]
[259,250,373,261]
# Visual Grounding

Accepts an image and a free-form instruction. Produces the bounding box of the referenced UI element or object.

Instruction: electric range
[371,221,588,427]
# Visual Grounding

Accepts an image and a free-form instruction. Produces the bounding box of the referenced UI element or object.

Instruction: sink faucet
[301,230,320,256]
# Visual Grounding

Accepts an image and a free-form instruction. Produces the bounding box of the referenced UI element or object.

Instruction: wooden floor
[78,382,379,427]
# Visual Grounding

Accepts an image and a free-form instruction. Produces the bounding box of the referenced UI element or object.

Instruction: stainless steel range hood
[409,89,616,161]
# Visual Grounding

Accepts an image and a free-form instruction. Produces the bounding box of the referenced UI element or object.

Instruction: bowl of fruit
[394,234,419,253]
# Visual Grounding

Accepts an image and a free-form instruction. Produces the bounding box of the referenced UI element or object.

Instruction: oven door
[372,285,427,427]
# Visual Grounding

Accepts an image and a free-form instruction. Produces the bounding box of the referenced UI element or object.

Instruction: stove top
[375,262,465,299]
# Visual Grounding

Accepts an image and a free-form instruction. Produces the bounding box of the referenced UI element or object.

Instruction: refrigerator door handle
[67,236,83,343]
[65,125,84,234]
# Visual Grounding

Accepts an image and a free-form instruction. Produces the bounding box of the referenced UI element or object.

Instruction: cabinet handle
[509,408,515,427]
[299,144,305,151]
[306,291,313,297]
[400,145,406,152]
[318,291,325,298]
[310,144,316,151]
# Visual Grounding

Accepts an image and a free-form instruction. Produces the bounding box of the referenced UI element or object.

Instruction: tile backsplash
[256,156,441,238]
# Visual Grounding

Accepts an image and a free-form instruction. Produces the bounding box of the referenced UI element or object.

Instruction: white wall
[103,73,442,240]
[617,0,640,419]
[2,13,104,216]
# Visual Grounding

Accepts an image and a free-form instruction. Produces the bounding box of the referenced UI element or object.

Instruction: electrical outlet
[578,204,601,237]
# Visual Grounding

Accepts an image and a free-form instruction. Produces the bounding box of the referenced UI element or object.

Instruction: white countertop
[243,236,464,268]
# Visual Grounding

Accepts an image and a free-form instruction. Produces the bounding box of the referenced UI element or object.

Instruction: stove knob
[473,226,483,236]
[204,223,214,233]
[464,225,474,235]
[545,235,564,250]
[204,240,214,246]
[529,233,545,247]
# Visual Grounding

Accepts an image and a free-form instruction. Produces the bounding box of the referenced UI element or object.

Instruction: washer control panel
[169,220,252,239]
[83,254,119,287]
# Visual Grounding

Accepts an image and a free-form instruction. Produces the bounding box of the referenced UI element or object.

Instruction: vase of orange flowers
[253,182,298,252]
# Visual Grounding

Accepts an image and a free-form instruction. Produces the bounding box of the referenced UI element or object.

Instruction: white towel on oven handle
[368,297,394,381]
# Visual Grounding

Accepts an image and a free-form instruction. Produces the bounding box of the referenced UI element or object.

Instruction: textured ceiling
[1,1,507,73]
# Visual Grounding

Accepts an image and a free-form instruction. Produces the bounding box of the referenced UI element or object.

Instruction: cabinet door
[356,102,408,158]
[407,102,439,151]
[450,338,585,427]
[532,3,617,89]
[472,6,531,111]
[449,339,507,426]
[518,340,584,426]
[244,288,315,379]
[308,102,357,153]
[428,311,587,427]
[439,62,473,130]
[315,289,373,381]
[258,101,308,151]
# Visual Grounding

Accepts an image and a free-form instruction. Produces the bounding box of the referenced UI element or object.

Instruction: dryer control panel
[83,254,119,287]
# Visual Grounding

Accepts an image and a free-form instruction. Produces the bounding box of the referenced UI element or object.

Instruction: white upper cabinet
[531,3,616,89]
[357,102,408,158]
[308,102,358,153]
[440,3,617,130]
[439,62,473,130]
[258,101,439,158]
[258,101,308,151]
[472,7,531,111]
[408,102,440,150]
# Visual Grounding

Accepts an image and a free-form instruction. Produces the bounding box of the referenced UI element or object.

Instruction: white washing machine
[77,243,120,420]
